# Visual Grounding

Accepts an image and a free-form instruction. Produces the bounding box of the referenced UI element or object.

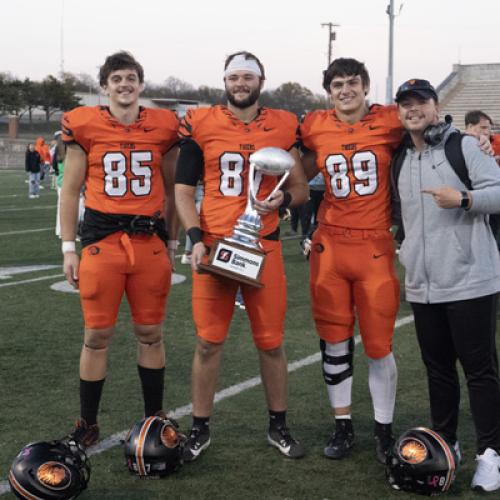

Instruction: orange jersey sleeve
[492,134,500,157]
[300,104,403,230]
[181,105,298,238]
[62,106,179,216]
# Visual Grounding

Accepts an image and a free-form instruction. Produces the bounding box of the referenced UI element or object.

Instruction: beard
[226,86,261,109]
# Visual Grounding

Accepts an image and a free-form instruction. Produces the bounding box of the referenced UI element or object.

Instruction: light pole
[60,0,65,76]
[321,22,340,67]
[385,1,404,104]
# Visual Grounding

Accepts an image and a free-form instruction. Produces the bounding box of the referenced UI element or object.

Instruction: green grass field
[0,169,496,499]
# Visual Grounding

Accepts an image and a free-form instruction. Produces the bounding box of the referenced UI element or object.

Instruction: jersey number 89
[325,151,378,198]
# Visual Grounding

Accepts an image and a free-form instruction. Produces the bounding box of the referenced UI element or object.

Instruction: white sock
[368,352,397,424]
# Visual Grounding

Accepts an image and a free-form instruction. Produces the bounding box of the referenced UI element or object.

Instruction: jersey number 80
[219,152,264,196]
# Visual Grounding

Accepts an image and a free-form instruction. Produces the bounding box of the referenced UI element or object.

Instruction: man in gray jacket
[394,78,500,493]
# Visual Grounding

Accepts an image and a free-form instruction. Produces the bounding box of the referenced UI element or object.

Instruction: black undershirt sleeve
[175,138,204,186]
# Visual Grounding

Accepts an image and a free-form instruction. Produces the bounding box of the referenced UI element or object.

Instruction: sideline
[0,315,414,494]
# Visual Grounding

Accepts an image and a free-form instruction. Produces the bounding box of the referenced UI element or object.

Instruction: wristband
[279,190,292,209]
[187,226,203,245]
[62,241,76,254]
[168,240,179,250]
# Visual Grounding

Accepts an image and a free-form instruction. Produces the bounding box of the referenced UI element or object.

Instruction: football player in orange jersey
[175,51,309,460]
[300,58,403,463]
[60,52,179,447]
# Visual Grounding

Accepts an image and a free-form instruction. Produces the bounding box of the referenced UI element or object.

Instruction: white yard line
[2,205,57,212]
[0,274,64,288]
[0,315,414,494]
[0,227,54,236]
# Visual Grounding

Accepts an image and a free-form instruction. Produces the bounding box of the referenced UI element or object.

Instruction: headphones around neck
[423,114,453,146]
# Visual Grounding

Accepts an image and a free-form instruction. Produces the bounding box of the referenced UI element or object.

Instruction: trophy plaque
[198,147,295,287]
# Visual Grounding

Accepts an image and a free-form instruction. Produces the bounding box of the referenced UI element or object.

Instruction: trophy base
[198,238,265,288]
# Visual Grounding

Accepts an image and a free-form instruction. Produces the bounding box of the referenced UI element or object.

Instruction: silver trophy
[226,147,295,249]
[199,147,295,287]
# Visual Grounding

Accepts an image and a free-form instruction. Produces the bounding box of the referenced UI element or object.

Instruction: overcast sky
[2,0,499,102]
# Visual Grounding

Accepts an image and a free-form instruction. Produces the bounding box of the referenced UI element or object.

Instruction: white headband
[224,54,262,78]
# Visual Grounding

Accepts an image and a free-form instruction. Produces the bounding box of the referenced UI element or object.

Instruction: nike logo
[153,250,162,255]
[263,127,274,132]
[373,253,385,259]
[144,127,155,132]
[188,438,211,456]
[369,125,382,130]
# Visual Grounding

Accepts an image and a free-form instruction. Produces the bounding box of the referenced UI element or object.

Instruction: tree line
[0,72,329,121]
[0,73,81,122]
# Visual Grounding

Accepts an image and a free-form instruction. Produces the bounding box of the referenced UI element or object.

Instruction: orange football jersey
[301,105,403,230]
[178,105,298,237]
[492,134,500,157]
[62,106,179,216]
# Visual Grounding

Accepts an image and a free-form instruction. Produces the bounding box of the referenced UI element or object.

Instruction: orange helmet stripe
[8,470,44,500]
[136,417,157,476]
[415,427,456,491]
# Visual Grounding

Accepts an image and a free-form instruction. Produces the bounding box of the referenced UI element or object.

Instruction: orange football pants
[192,239,286,350]
[78,232,172,329]
[309,225,400,359]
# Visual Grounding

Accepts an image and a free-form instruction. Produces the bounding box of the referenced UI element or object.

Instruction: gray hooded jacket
[397,127,500,303]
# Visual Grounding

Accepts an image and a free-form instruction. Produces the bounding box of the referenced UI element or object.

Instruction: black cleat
[267,426,305,458]
[324,419,354,459]
[68,418,99,448]
[182,426,211,462]
[374,422,395,464]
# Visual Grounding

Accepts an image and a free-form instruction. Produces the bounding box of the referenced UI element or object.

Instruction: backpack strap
[444,132,472,190]
[390,133,412,244]
[444,132,499,239]
[390,133,411,200]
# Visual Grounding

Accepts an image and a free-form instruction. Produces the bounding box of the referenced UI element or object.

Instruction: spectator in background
[465,110,493,139]
[35,137,51,186]
[303,171,325,236]
[464,110,500,247]
[464,109,500,164]
[49,138,59,189]
[287,203,309,239]
[53,131,68,238]
[25,143,41,199]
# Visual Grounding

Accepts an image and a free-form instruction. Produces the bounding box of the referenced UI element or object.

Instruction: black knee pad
[320,338,354,385]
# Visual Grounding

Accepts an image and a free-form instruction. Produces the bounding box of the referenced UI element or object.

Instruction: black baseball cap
[395,79,438,103]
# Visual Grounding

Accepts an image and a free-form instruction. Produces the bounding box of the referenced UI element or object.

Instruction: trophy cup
[198,147,295,287]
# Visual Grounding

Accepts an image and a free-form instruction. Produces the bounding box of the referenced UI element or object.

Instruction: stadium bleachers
[438,63,500,132]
